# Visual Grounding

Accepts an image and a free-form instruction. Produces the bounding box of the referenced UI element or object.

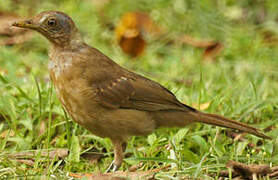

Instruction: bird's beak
[12,19,38,29]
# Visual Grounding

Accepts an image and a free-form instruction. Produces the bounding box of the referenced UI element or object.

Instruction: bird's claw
[105,160,119,173]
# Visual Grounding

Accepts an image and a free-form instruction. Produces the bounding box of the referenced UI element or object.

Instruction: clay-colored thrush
[13,11,270,172]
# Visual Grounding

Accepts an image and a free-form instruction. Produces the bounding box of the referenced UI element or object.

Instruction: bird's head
[13,11,82,48]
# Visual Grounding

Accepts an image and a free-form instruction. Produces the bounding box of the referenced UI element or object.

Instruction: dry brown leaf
[118,35,145,57]
[0,11,33,46]
[0,12,25,36]
[264,124,276,132]
[179,35,224,61]
[81,152,104,165]
[214,161,276,179]
[270,166,278,178]
[14,159,34,166]
[202,42,224,61]
[192,102,210,111]
[0,32,33,46]
[180,35,217,48]
[0,130,15,138]
[115,12,160,57]
[70,165,170,180]
[128,162,143,172]
[226,130,247,142]
[38,120,46,137]
[7,148,69,160]
[226,160,271,179]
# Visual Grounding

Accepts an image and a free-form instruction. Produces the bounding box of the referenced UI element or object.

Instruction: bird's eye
[47,19,57,27]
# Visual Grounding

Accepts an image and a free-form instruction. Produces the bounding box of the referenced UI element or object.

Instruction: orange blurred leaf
[115,12,160,57]
[202,42,224,61]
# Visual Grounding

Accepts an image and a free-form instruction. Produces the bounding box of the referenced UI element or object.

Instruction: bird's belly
[54,82,86,125]
[49,73,108,137]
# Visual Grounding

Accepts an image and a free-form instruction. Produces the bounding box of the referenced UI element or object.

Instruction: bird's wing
[95,69,195,112]
[95,75,135,109]
[85,46,196,112]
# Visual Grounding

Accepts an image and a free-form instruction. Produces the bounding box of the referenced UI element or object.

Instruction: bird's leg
[105,140,125,173]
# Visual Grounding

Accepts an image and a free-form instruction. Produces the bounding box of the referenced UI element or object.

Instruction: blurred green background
[0,0,278,179]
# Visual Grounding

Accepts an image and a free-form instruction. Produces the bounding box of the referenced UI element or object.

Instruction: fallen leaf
[192,102,210,111]
[0,32,33,46]
[81,152,104,165]
[226,130,263,154]
[180,35,216,48]
[264,124,276,132]
[225,160,270,179]
[0,11,33,46]
[179,35,224,61]
[0,130,15,138]
[226,130,247,142]
[202,42,224,61]
[7,148,69,160]
[118,34,146,57]
[115,12,160,57]
[213,161,278,179]
[38,120,46,137]
[14,159,34,166]
[270,166,278,178]
[69,165,170,180]
[128,162,143,172]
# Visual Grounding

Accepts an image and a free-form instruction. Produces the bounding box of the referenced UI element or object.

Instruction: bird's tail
[190,111,271,139]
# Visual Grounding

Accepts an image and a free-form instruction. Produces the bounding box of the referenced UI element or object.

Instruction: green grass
[0,0,278,179]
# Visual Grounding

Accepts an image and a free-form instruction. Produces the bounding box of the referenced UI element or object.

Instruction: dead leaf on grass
[226,160,271,178]
[179,35,224,61]
[7,148,69,160]
[226,130,262,153]
[0,11,33,46]
[264,124,276,132]
[115,12,160,57]
[202,42,224,61]
[14,159,34,166]
[0,130,15,138]
[214,160,273,179]
[81,151,104,165]
[128,162,143,172]
[69,165,170,180]
[38,120,46,137]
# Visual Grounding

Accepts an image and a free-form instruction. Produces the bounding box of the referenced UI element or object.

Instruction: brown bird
[13,11,270,172]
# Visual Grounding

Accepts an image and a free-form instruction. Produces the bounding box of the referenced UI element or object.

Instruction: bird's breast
[48,56,99,126]
[48,56,73,80]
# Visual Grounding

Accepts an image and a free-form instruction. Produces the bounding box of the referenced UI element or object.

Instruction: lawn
[0,0,278,179]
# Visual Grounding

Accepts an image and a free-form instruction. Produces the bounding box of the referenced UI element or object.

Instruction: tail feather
[190,111,271,139]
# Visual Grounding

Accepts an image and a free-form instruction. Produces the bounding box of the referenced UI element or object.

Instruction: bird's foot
[105,160,119,173]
